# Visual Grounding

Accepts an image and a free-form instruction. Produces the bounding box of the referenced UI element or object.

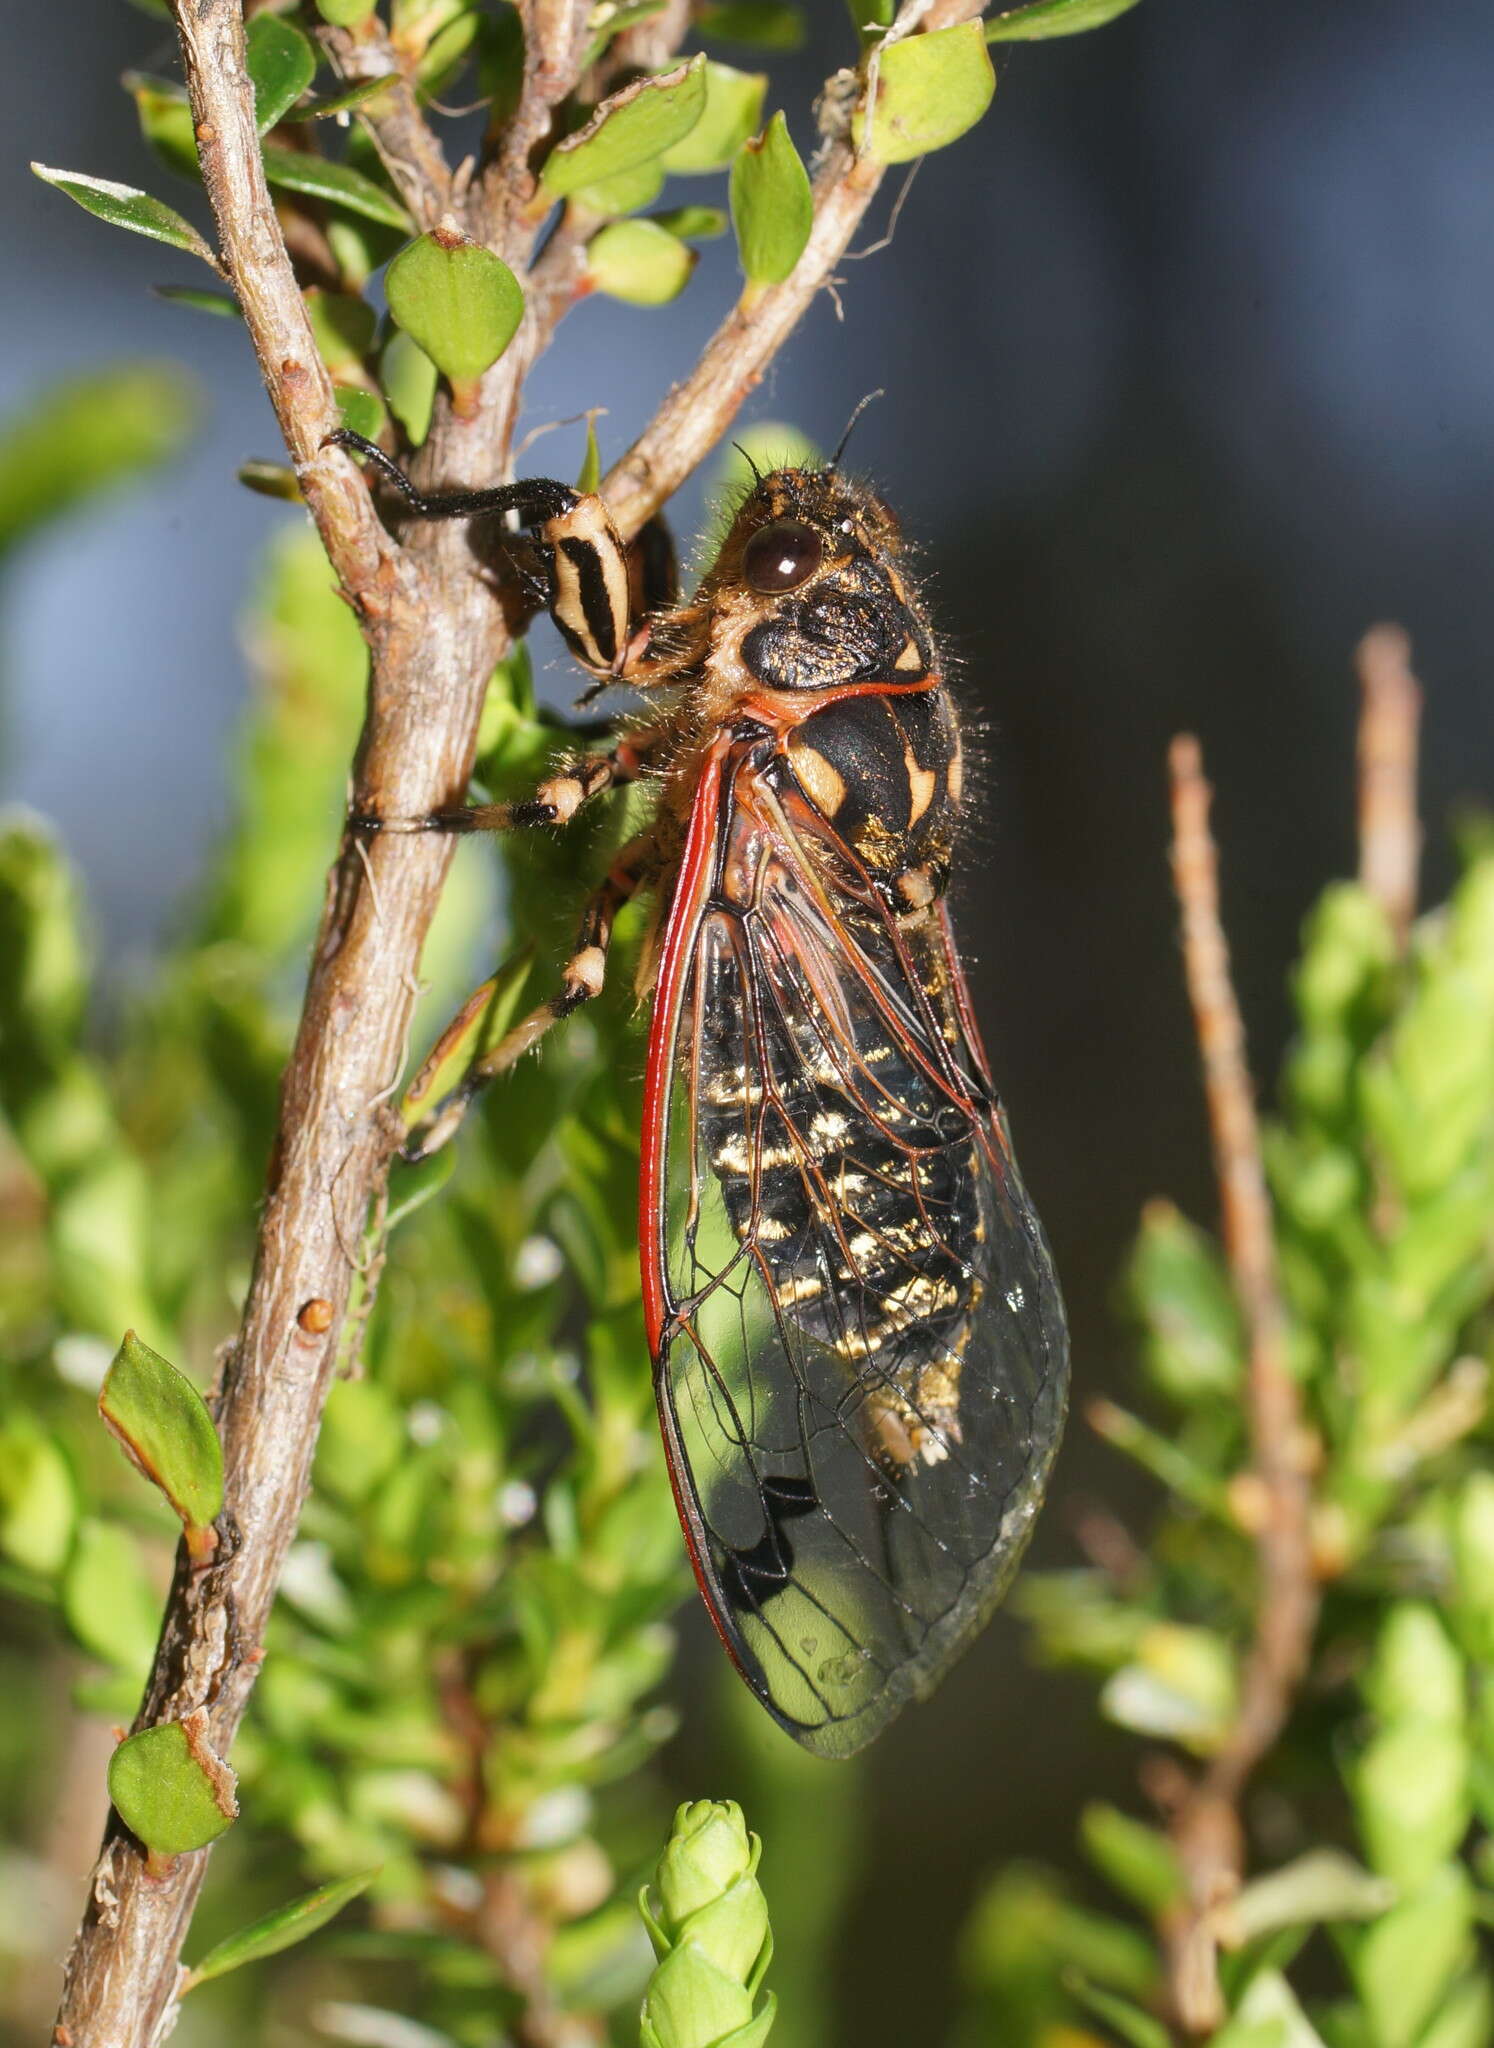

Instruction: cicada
[333,426,1070,1758]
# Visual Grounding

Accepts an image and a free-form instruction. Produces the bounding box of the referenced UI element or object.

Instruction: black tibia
[741,552,932,692]
[784,688,961,881]
[329,430,579,528]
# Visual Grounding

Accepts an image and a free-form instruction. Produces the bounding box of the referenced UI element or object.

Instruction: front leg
[330,429,677,687]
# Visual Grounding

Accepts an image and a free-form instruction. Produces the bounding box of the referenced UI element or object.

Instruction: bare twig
[313,18,454,231]
[601,0,986,537]
[1158,736,1319,2037]
[1355,624,1422,953]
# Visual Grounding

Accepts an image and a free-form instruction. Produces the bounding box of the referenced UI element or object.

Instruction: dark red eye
[743,520,823,594]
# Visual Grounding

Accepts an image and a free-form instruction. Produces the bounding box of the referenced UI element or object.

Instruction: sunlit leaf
[986,0,1143,39]
[260,144,413,230]
[31,163,217,263]
[186,1869,379,1988]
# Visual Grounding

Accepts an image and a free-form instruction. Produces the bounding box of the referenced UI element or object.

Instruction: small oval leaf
[541,57,707,198]
[108,1716,238,1858]
[986,0,1143,39]
[385,230,524,384]
[260,144,413,230]
[730,111,812,287]
[186,1868,379,1988]
[313,0,374,23]
[652,205,729,242]
[30,163,217,264]
[99,1331,224,1534]
[246,15,317,133]
[586,218,696,306]
[853,22,996,165]
[334,386,388,442]
[660,61,767,175]
[380,327,438,446]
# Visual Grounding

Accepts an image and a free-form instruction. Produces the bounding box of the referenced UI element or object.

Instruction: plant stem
[1158,736,1319,2037]
[1355,623,1422,953]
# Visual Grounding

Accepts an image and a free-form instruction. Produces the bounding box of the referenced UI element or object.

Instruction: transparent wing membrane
[646,748,1068,1757]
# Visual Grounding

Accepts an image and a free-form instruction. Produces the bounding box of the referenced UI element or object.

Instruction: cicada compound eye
[743,520,823,594]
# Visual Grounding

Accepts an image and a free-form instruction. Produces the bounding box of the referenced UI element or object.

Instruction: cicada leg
[402,836,651,1163]
[350,728,665,838]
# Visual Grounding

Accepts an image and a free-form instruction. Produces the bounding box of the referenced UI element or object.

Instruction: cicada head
[697,467,934,698]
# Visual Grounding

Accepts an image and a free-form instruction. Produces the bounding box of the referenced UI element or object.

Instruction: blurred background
[3,1,1493,2042]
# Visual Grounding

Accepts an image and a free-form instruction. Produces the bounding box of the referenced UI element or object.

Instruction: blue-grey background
[4,2,1493,2040]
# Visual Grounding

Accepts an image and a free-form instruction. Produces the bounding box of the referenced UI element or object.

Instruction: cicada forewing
[641,732,1069,1757]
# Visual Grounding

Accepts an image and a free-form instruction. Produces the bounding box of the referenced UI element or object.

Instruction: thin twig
[1159,736,1319,2037]
[313,18,454,232]
[1355,624,1422,953]
[601,0,986,537]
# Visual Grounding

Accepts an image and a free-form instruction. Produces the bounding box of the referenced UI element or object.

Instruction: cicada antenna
[826,389,886,474]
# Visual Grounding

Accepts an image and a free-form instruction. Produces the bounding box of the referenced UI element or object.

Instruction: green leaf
[1126,1199,1242,1402]
[385,229,524,392]
[99,1331,224,1538]
[0,1420,77,1579]
[62,1519,161,1673]
[697,3,805,51]
[1100,1624,1236,1752]
[541,56,707,199]
[1350,1865,1474,2048]
[585,218,696,306]
[380,326,438,446]
[652,205,729,241]
[1079,1804,1183,1916]
[31,163,217,264]
[237,460,304,501]
[260,144,413,230]
[124,74,200,181]
[730,112,812,288]
[152,283,241,318]
[1211,1970,1327,2048]
[573,160,668,217]
[108,1718,238,1858]
[1064,1973,1171,2048]
[853,22,996,164]
[1232,1853,1395,1945]
[660,62,767,175]
[246,14,317,133]
[313,0,374,23]
[305,286,378,375]
[299,76,394,120]
[334,386,388,442]
[987,0,1143,39]
[186,1868,379,1988]
[576,414,602,493]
